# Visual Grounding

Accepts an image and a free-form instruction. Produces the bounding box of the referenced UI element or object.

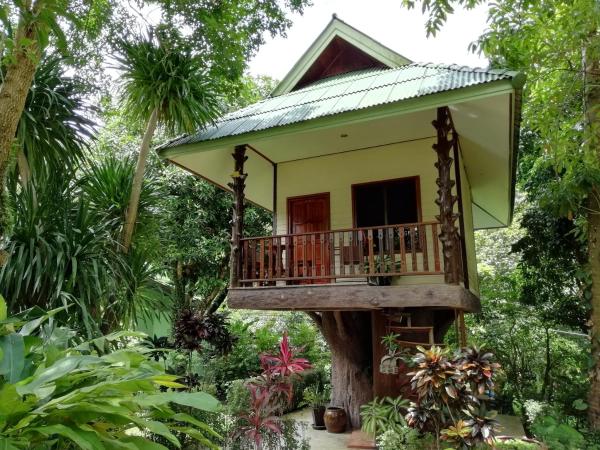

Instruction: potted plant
[301,384,330,430]
[366,255,401,286]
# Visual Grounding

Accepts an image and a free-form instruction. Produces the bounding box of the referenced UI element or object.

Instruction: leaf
[0,437,21,450]
[17,355,102,396]
[573,399,588,411]
[31,424,102,450]
[119,437,170,450]
[135,391,220,412]
[0,296,6,321]
[0,334,25,384]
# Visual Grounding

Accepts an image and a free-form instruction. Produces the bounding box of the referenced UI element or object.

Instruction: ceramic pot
[312,406,326,429]
[323,406,347,433]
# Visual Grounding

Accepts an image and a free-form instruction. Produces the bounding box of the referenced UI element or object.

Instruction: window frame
[351,176,422,228]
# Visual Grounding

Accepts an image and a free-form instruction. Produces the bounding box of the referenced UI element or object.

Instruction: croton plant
[406,345,501,448]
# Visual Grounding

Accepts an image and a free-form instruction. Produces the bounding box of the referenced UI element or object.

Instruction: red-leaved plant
[235,332,312,449]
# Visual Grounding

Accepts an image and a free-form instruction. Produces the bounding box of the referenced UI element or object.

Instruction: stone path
[286,408,351,450]
[286,408,527,450]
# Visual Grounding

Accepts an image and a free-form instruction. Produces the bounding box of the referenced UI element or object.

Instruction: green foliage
[360,396,409,436]
[301,383,330,408]
[472,204,590,422]
[147,0,309,86]
[489,440,539,450]
[0,159,166,335]
[115,29,222,134]
[531,415,586,450]
[14,55,95,177]
[0,299,221,449]
[377,427,435,450]
[197,313,329,396]
[225,379,252,415]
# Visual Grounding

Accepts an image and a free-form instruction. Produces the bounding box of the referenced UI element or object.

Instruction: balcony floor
[228,282,480,312]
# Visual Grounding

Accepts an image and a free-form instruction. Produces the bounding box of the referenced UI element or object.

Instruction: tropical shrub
[301,383,330,408]
[531,415,586,450]
[406,345,501,447]
[377,426,435,450]
[0,297,221,449]
[360,396,410,436]
[233,333,311,448]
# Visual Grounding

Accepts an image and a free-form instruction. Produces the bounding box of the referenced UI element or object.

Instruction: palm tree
[15,56,95,185]
[115,30,222,253]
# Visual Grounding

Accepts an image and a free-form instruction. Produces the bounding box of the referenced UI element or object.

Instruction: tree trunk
[0,8,41,251]
[121,107,159,253]
[585,43,600,430]
[319,311,373,429]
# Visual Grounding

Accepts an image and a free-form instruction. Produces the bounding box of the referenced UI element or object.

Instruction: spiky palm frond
[79,155,159,240]
[114,31,222,135]
[15,55,95,176]
[0,176,127,335]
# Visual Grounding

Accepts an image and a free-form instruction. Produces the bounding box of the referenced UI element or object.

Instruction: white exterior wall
[273,138,478,296]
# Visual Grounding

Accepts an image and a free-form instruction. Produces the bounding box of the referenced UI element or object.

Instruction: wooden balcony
[228,222,478,312]
[238,221,447,286]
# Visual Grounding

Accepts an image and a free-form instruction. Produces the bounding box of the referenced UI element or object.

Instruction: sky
[248,0,490,80]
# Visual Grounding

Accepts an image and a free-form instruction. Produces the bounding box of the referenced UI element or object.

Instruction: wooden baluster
[432,223,441,272]
[251,239,257,280]
[399,227,407,273]
[388,228,396,274]
[259,239,265,280]
[329,232,335,278]
[276,236,281,278]
[267,238,272,280]
[358,230,365,274]
[340,232,345,276]
[293,236,299,278]
[320,232,325,277]
[378,228,384,275]
[421,225,429,272]
[302,235,307,279]
[242,240,248,282]
[410,227,417,272]
[368,229,375,274]
[349,231,355,275]
[311,233,316,278]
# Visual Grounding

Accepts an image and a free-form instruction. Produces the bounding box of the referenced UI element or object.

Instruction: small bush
[225,379,251,415]
[531,415,585,449]
[377,426,435,450]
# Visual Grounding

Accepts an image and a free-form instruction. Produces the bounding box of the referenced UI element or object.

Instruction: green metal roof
[159,63,523,151]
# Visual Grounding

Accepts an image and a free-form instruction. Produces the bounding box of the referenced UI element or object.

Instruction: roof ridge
[409,62,515,76]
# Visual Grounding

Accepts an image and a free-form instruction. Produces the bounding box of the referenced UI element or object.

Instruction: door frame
[286,192,331,234]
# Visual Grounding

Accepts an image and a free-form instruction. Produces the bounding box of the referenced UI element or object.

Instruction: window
[353,177,420,228]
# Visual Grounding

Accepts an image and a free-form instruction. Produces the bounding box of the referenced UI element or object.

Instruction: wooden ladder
[386,313,437,348]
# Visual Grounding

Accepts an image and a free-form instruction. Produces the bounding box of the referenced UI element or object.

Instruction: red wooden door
[287,193,330,282]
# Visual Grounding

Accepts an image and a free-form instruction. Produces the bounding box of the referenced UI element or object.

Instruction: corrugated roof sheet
[159,63,519,150]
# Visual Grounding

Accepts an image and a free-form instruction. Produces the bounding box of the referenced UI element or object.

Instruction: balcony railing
[238,221,454,286]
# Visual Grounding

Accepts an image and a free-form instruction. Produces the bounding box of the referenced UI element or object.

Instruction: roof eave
[158,78,519,160]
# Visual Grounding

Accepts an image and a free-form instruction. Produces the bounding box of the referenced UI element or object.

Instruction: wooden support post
[457,309,467,348]
[433,107,461,285]
[229,145,248,288]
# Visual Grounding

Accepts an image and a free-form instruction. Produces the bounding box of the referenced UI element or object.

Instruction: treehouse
[157,16,524,428]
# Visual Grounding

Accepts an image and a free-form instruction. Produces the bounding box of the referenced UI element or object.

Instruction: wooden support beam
[228,283,481,312]
[433,107,461,285]
[228,145,248,287]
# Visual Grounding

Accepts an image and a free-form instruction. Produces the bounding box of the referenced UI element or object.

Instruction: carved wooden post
[433,107,461,284]
[229,145,248,288]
